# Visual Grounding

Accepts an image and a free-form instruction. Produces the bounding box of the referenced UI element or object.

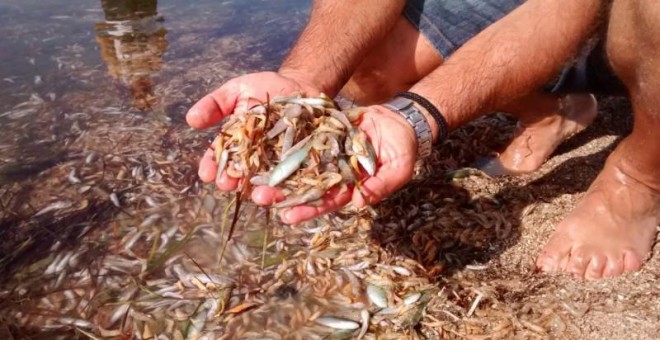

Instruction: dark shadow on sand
[370,96,632,278]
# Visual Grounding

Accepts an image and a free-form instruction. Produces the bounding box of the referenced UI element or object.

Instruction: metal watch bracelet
[383,97,433,159]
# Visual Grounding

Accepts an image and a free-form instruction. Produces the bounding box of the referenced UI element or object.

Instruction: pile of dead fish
[214,94,376,208]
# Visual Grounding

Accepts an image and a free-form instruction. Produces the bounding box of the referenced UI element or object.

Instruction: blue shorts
[403,0,626,95]
[403,0,524,59]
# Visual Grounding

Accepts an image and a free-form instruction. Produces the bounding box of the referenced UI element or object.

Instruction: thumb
[352,160,414,208]
[186,82,240,129]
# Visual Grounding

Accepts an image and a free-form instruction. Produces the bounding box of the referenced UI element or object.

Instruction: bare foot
[479,94,598,176]
[536,158,660,280]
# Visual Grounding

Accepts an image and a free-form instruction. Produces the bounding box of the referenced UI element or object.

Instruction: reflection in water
[94,0,167,110]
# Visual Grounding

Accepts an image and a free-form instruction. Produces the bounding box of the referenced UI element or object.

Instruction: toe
[536,234,572,273]
[566,247,590,280]
[602,255,625,278]
[622,250,644,273]
[584,254,607,281]
[536,252,562,273]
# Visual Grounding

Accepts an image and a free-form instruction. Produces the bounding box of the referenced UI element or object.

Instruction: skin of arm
[407,0,605,141]
[279,0,406,96]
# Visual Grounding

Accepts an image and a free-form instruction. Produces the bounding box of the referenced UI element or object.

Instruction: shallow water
[0,0,310,191]
[0,0,309,114]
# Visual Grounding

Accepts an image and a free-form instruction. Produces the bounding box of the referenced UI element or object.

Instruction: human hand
[186,71,320,196]
[264,105,418,224]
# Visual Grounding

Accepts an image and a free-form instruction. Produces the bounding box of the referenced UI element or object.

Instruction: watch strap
[383,97,433,159]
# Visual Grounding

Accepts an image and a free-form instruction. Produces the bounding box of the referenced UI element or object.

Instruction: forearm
[279,0,405,97]
[410,0,604,137]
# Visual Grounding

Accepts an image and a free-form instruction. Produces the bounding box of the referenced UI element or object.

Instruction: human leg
[537,0,660,280]
[480,92,597,176]
[340,0,524,105]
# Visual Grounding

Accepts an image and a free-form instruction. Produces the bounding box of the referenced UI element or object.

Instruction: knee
[607,0,660,81]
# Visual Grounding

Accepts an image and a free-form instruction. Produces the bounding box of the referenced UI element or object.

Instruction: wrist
[381,98,433,159]
[278,67,336,97]
[392,92,448,144]
[412,103,440,143]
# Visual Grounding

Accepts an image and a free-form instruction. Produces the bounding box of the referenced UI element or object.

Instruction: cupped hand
[189,77,418,224]
[275,105,418,224]
[187,71,320,197]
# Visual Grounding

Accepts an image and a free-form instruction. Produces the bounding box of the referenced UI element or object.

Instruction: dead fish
[273,96,335,109]
[273,187,325,208]
[269,144,312,187]
[280,134,313,161]
[403,292,422,306]
[281,126,296,155]
[110,192,120,208]
[266,119,289,139]
[315,316,360,330]
[328,109,354,129]
[35,201,73,216]
[282,103,303,118]
[249,174,270,186]
[351,129,377,176]
[366,284,388,308]
[216,149,229,174]
[67,168,81,184]
[391,266,412,276]
[326,134,341,157]
[357,309,370,339]
[338,157,356,182]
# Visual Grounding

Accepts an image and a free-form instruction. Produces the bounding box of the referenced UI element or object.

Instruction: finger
[352,162,412,208]
[279,186,353,224]
[251,185,286,206]
[186,84,239,129]
[198,148,218,183]
[215,168,240,191]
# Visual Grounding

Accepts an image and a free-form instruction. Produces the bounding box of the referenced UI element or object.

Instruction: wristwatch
[383,97,433,159]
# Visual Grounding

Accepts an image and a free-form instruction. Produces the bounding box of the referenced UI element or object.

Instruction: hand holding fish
[185,71,320,192]
[187,73,418,224]
[273,104,418,224]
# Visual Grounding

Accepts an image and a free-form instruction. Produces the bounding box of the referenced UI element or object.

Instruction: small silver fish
[274,96,334,109]
[282,103,303,118]
[273,187,325,208]
[249,175,270,186]
[266,119,289,139]
[281,126,296,155]
[351,129,377,176]
[366,284,388,308]
[403,292,422,305]
[280,134,313,161]
[269,144,312,187]
[217,149,229,174]
[328,109,353,129]
[315,316,360,330]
